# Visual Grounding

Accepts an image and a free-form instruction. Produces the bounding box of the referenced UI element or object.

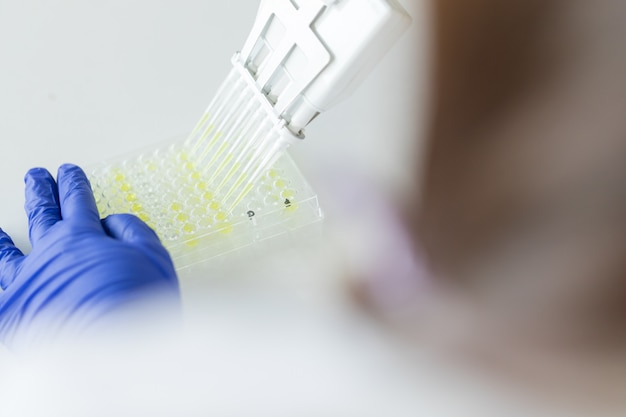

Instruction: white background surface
[0,1,590,415]
[0,0,426,250]
[0,1,541,415]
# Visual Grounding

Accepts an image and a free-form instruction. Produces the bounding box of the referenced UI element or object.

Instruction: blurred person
[358,0,626,410]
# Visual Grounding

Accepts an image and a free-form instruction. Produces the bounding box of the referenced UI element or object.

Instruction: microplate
[89,140,323,270]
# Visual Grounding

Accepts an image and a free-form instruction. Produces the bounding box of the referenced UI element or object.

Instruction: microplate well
[89,141,323,270]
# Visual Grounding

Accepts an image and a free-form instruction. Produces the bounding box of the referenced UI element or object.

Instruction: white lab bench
[0,2,497,415]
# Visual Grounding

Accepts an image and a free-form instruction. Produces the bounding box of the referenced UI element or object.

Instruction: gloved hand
[0,164,180,347]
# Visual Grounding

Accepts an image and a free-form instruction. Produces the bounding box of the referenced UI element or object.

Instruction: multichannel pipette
[185,0,412,212]
[90,0,411,268]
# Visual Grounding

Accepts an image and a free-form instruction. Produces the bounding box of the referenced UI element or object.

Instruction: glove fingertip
[102,214,162,245]
[57,163,103,230]
[57,163,85,177]
[23,167,61,244]
[24,167,54,183]
[0,229,24,291]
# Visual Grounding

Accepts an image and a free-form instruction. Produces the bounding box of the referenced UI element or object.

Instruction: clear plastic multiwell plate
[89,141,323,270]
[88,0,411,269]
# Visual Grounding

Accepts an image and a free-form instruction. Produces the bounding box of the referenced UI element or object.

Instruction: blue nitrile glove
[0,164,180,346]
